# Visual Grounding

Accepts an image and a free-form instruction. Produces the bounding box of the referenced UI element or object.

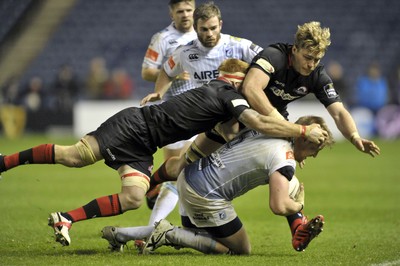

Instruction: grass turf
[0,134,399,265]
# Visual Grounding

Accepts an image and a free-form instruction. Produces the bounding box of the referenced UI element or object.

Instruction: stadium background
[1,0,400,135]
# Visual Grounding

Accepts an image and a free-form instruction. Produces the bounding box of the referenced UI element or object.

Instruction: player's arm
[241,67,284,120]
[327,102,380,157]
[140,68,173,106]
[237,108,327,144]
[141,67,160,82]
[269,171,304,216]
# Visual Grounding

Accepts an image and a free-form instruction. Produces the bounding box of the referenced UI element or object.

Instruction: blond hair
[294,21,331,57]
[295,115,335,148]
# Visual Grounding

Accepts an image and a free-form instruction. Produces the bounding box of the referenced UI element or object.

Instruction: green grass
[0,134,399,265]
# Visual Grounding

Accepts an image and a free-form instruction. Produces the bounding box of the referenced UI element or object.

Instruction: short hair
[218,59,249,75]
[169,0,195,8]
[193,1,221,29]
[295,115,335,148]
[294,21,331,57]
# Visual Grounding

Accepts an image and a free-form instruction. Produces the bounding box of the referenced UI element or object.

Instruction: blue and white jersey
[142,22,197,100]
[184,130,296,201]
[164,33,263,95]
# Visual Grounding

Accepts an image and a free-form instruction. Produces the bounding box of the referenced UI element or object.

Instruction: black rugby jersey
[141,79,249,148]
[250,43,341,118]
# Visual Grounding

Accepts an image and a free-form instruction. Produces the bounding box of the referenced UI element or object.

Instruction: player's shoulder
[175,39,199,53]
[151,23,179,41]
[221,33,252,44]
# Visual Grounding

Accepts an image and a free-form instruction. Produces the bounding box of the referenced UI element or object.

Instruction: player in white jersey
[141,3,262,104]
[101,116,334,254]
[140,0,197,226]
[142,1,196,100]
[140,2,262,225]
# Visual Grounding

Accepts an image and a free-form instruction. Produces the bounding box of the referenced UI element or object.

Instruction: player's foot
[292,215,324,252]
[48,212,72,246]
[140,219,174,254]
[146,184,161,210]
[101,226,126,252]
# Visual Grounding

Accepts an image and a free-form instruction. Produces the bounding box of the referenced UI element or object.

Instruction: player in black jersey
[241,21,380,158]
[0,59,327,247]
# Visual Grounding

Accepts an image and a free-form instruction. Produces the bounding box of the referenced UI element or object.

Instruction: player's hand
[140,92,162,106]
[294,182,305,206]
[304,124,328,144]
[352,137,381,157]
[176,71,190,81]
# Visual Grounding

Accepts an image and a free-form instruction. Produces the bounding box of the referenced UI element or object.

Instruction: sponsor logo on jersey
[145,48,158,62]
[286,150,294,160]
[106,148,116,161]
[271,86,301,101]
[168,39,178,45]
[231,99,250,108]
[188,53,199,60]
[225,47,233,57]
[323,83,338,98]
[294,86,309,95]
[193,212,210,221]
[194,70,219,80]
[256,58,275,74]
[168,56,176,69]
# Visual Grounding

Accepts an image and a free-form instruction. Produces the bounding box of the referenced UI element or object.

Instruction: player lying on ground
[102,115,334,254]
[0,59,327,247]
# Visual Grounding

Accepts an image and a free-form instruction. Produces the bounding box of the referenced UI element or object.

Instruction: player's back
[184,131,295,201]
[141,80,246,148]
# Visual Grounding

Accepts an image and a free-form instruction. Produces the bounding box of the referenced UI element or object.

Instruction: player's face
[170,2,194,33]
[294,139,322,162]
[195,16,222,47]
[292,46,323,76]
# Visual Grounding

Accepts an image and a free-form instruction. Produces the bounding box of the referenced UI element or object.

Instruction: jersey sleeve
[236,36,263,63]
[267,144,296,177]
[142,32,165,69]
[313,67,342,107]
[163,46,184,78]
[221,87,251,119]
[250,46,286,78]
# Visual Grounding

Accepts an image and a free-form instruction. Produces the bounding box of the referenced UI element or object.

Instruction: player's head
[169,0,195,32]
[193,1,222,47]
[293,115,334,163]
[218,59,249,89]
[292,21,331,76]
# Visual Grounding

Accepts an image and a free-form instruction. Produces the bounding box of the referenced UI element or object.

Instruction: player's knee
[119,192,143,210]
[232,244,251,255]
[119,170,150,210]
[73,138,98,167]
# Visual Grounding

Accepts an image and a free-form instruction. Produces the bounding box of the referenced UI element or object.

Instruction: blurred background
[1,0,400,140]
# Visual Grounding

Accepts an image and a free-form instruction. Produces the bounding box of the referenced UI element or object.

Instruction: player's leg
[213,220,251,255]
[146,141,186,209]
[142,219,231,254]
[149,132,223,188]
[148,181,179,226]
[101,224,154,252]
[48,164,150,246]
[0,135,101,174]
